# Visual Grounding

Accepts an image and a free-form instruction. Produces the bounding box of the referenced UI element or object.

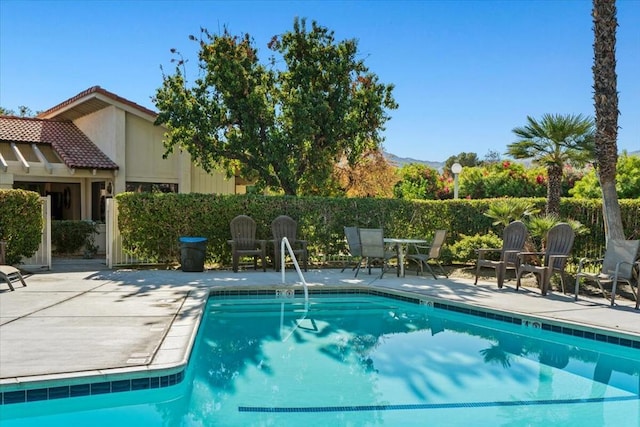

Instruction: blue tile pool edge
[2,285,639,406]
[0,287,210,406]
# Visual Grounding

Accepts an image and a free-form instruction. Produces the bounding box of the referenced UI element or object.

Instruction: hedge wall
[116,193,640,267]
[0,189,43,264]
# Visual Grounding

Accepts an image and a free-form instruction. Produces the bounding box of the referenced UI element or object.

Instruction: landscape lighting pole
[451,163,462,199]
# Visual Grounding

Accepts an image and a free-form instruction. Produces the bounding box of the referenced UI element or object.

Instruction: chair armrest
[516,251,543,264]
[475,248,501,261]
[576,257,604,272]
[411,244,432,255]
[476,248,501,254]
[547,254,570,267]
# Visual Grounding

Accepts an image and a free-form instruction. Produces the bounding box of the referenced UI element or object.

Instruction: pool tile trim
[1,371,184,405]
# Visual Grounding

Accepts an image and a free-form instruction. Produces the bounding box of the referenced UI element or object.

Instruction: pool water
[1,293,639,426]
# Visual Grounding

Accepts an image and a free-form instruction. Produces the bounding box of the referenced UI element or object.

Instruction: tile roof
[38,86,157,120]
[0,116,119,170]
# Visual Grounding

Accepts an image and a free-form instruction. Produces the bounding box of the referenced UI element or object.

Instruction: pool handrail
[280,236,309,310]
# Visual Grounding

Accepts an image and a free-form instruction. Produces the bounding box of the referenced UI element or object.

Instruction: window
[125,182,178,193]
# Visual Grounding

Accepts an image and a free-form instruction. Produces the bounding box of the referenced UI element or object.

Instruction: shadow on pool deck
[1,264,638,390]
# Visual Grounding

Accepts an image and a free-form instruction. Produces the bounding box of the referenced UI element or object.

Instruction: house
[0,86,241,223]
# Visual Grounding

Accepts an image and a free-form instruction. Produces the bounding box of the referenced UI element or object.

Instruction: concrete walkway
[1,263,639,392]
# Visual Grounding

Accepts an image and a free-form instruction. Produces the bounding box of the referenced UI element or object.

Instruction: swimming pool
[1,290,639,426]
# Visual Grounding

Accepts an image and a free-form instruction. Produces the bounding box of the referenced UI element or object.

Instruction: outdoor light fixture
[451,163,462,199]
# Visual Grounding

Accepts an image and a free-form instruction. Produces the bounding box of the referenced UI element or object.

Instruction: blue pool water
[1,292,639,426]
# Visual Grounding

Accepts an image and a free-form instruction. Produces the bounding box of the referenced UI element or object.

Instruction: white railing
[20,196,51,271]
[280,237,309,310]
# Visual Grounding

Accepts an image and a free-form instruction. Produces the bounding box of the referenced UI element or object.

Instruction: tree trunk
[546,164,562,217]
[593,0,625,241]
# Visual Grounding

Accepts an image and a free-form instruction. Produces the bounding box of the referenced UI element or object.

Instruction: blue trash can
[179,237,207,272]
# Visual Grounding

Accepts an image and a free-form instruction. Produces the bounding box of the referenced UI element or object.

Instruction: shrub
[52,220,98,255]
[448,232,503,264]
[0,189,43,264]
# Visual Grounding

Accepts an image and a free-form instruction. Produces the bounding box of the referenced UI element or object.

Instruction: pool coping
[2,283,639,405]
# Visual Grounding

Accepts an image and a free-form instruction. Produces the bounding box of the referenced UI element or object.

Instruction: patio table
[384,238,428,277]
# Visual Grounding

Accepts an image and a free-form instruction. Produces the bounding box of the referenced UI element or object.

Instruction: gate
[20,196,52,271]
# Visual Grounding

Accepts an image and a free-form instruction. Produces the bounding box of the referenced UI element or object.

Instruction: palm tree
[507,114,595,216]
[593,0,625,241]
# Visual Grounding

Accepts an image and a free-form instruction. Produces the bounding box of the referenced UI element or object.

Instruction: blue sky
[1,0,638,162]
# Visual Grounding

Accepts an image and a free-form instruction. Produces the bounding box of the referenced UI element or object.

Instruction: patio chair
[474,220,528,288]
[227,215,266,273]
[406,230,448,279]
[357,228,398,279]
[516,223,575,296]
[271,215,308,271]
[574,239,640,307]
[0,241,27,291]
[341,226,364,275]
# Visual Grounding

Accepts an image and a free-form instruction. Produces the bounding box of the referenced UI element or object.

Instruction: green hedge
[0,189,43,265]
[116,193,640,266]
[52,220,99,256]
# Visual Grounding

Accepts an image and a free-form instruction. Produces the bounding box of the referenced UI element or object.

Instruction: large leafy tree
[334,149,398,198]
[443,152,481,176]
[507,114,595,216]
[154,18,397,196]
[393,163,443,200]
[593,0,624,240]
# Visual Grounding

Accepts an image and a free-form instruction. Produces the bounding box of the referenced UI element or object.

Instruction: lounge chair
[341,226,363,275]
[516,223,575,295]
[474,221,528,288]
[227,215,266,272]
[271,215,308,271]
[574,239,640,307]
[406,229,448,279]
[0,241,27,291]
[358,228,398,278]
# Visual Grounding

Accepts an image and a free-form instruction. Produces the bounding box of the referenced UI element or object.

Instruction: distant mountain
[383,151,444,170]
[383,150,640,171]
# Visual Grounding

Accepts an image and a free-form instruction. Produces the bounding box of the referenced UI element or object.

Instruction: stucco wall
[124,113,178,182]
[190,165,236,194]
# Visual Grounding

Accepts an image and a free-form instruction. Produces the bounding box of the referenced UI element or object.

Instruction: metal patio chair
[357,228,398,279]
[341,226,364,275]
[574,239,640,307]
[406,229,448,279]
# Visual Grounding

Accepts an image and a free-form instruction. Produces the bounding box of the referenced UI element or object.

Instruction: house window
[125,182,178,193]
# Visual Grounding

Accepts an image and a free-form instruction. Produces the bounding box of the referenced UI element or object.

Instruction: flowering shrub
[393,163,443,200]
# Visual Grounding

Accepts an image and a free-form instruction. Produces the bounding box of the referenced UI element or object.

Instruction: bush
[113,192,640,267]
[448,232,503,264]
[52,220,98,255]
[0,189,43,264]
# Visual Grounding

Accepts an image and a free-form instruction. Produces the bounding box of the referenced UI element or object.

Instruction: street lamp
[451,163,462,199]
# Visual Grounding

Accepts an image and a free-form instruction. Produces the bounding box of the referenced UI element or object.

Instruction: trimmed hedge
[52,220,99,256]
[115,193,640,266]
[0,189,43,264]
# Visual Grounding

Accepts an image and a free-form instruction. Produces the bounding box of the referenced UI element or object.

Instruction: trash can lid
[179,237,207,243]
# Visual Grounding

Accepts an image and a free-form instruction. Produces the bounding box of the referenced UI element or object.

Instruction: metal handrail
[280,237,309,310]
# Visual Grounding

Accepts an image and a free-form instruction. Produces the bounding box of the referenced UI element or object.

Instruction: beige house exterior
[1,86,240,223]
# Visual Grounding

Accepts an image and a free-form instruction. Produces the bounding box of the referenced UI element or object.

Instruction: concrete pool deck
[1,261,639,392]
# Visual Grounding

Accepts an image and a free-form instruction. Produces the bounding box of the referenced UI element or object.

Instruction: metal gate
[20,196,52,271]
